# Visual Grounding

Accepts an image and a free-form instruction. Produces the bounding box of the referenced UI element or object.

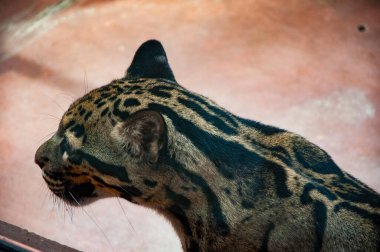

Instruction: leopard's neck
[143,115,256,251]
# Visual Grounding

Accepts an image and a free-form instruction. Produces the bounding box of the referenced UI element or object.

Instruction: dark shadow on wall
[0,0,88,91]
[0,55,83,91]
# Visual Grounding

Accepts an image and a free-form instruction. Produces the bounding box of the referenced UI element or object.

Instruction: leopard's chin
[65,182,99,206]
[42,170,99,206]
[49,182,99,206]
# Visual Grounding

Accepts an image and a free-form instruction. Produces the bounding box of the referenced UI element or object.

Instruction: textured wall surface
[0,0,379,251]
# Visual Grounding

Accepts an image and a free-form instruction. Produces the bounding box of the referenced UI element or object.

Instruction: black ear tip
[134,39,166,60]
[140,39,164,50]
[126,40,177,83]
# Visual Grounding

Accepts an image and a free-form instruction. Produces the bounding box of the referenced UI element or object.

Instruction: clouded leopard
[35,40,380,251]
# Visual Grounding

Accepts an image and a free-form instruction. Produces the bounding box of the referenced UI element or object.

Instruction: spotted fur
[35,40,380,251]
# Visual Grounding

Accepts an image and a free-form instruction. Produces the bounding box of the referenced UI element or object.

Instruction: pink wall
[1,0,379,251]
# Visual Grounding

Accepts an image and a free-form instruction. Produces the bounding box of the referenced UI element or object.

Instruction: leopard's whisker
[37,113,61,120]
[38,183,50,207]
[116,185,134,199]
[37,130,56,144]
[68,191,114,251]
[55,92,76,102]
[115,194,136,234]
[46,95,66,113]
[84,68,89,95]
[64,197,74,222]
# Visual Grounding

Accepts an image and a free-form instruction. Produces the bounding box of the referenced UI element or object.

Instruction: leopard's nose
[35,144,50,169]
[35,155,50,169]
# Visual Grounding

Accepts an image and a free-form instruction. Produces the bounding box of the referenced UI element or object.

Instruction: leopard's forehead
[59,78,178,134]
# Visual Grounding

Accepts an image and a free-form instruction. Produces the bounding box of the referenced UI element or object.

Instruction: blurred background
[0,0,379,251]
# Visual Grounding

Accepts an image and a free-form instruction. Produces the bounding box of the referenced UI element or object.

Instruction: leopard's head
[35,40,180,206]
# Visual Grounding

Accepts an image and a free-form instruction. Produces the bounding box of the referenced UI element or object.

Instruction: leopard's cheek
[63,165,122,200]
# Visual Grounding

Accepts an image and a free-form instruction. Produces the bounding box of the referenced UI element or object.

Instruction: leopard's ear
[126,40,177,83]
[112,110,166,163]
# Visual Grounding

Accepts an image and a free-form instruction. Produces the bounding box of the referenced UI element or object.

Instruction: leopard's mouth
[42,170,98,206]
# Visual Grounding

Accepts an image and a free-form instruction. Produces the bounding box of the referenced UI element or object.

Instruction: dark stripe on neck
[166,186,192,209]
[151,82,283,136]
[300,183,337,205]
[175,87,239,128]
[313,200,327,252]
[295,147,380,207]
[294,148,343,176]
[333,183,380,208]
[149,85,174,98]
[92,175,142,201]
[149,103,234,179]
[259,222,275,252]
[177,97,238,135]
[167,204,193,236]
[149,103,292,198]
[298,184,328,252]
[248,137,292,167]
[161,150,230,235]
[334,202,380,225]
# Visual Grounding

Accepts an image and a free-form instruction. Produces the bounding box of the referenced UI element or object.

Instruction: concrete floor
[0,0,379,251]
